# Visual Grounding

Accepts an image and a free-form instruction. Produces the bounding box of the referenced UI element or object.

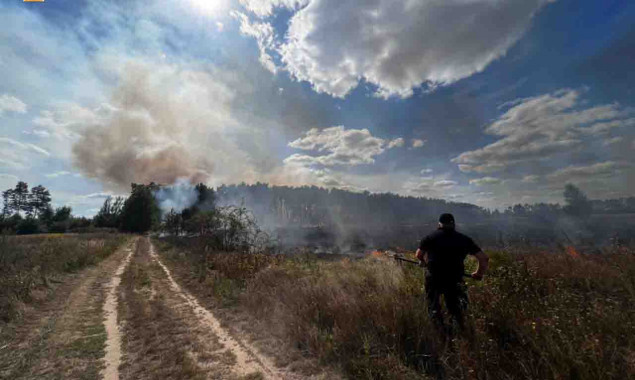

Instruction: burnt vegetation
[154,237,635,379]
[2,178,634,378]
[150,181,635,379]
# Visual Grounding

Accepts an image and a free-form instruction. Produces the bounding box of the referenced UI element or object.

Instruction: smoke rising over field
[154,179,199,214]
[70,61,260,191]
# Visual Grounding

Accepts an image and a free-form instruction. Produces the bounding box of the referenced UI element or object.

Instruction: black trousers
[424,275,468,328]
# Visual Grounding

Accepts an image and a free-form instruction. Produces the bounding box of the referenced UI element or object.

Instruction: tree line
[1,181,87,234]
[214,182,620,228]
[3,178,629,240]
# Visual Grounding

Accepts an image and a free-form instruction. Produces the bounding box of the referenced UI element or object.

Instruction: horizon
[1,0,634,217]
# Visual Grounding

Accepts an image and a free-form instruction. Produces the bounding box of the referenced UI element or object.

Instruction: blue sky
[1,0,633,215]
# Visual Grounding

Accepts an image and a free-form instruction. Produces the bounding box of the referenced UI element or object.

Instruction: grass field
[0,233,127,322]
[154,238,635,379]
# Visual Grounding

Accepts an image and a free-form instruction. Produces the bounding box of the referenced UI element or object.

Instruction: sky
[1,0,634,216]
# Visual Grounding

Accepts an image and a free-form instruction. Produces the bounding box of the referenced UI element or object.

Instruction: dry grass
[0,233,127,322]
[156,237,635,379]
[0,236,131,379]
[118,238,247,379]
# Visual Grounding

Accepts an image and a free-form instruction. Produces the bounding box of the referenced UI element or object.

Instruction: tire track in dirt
[118,237,241,379]
[101,242,136,380]
[147,239,287,379]
[0,237,136,380]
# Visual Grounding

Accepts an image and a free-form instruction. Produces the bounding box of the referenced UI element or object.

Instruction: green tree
[563,183,592,218]
[53,206,72,222]
[162,208,183,236]
[2,189,13,216]
[50,206,73,233]
[29,185,51,217]
[17,216,40,235]
[120,183,160,233]
[94,196,125,228]
[195,183,215,207]
[9,182,31,216]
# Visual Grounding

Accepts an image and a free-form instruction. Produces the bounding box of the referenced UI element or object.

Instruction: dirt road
[0,236,304,380]
[0,238,137,380]
[116,237,289,379]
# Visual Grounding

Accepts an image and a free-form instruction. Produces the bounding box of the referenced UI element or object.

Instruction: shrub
[16,217,40,235]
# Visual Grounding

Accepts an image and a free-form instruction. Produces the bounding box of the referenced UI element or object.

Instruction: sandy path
[147,239,286,379]
[101,243,135,380]
[0,238,136,380]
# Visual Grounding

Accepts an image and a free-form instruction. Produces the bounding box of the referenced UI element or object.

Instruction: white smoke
[154,178,199,214]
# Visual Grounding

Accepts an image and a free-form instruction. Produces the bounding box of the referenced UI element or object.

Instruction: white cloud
[388,137,405,148]
[82,192,119,199]
[420,168,432,175]
[403,176,460,197]
[240,0,551,97]
[239,0,307,17]
[411,139,425,148]
[469,177,502,186]
[285,126,401,167]
[0,94,27,115]
[233,12,279,73]
[434,180,458,188]
[0,137,49,157]
[545,161,630,183]
[522,175,540,183]
[603,136,623,146]
[45,171,72,178]
[0,137,50,170]
[453,89,635,173]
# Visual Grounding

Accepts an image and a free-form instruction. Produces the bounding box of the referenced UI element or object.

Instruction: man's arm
[471,251,489,280]
[416,248,428,267]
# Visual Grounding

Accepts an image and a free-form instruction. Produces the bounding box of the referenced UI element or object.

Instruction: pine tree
[120,183,160,233]
[2,189,13,216]
[563,183,592,218]
[30,185,52,217]
[94,196,125,228]
[10,181,31,216]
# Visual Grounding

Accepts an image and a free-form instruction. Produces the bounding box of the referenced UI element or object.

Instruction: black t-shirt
[419,228,481,282]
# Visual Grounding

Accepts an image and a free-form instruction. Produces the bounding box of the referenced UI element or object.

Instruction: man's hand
[415,248,427,268]
[471,251,489,281]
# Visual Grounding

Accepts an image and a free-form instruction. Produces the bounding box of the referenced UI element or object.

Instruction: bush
[49,220,69,233]
[16,217,40,235]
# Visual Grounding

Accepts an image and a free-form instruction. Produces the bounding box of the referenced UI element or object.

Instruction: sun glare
[189,0,229,17]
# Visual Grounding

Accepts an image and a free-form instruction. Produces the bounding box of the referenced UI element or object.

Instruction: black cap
[439,213,455,225]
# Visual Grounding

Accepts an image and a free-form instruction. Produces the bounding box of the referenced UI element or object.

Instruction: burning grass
[155,238,635,379]
[0,233,127,322]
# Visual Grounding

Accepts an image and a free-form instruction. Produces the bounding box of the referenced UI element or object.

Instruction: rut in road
[148,240,285,379]
[101,242,135,380]
[0,238,137,380]
[117,237,289,379]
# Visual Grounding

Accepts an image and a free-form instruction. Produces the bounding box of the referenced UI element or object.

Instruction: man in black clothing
[416,213,489,329]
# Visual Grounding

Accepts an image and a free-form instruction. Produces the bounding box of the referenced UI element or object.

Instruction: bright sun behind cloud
[189,0,230,17]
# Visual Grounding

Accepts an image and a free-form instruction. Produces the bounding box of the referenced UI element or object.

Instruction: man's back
[419,228,481,282]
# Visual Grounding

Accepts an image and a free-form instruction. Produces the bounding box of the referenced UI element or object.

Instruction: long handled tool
[385,251,472,278]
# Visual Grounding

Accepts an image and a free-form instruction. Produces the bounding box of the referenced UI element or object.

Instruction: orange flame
[371,250,383,257]
[565,246,579,258]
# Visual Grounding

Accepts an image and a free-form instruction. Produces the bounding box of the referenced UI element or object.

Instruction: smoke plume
[71,60,254,190]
